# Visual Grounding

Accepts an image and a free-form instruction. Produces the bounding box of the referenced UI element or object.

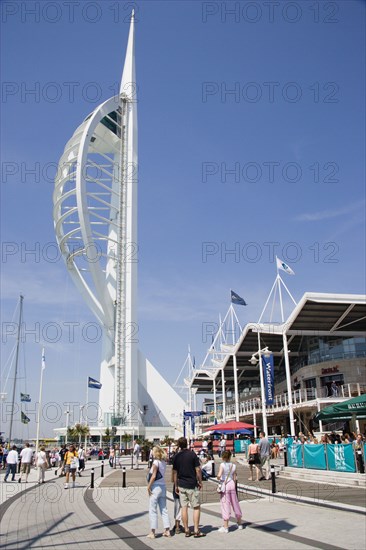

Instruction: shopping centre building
[188,292,366,437]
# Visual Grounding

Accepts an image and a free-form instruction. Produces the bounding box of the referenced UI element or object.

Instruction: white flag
[276,257,295,275]
[42,348,46,370]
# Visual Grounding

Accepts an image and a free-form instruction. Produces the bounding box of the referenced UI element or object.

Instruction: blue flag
[231,290,247,306]
[88,376,102,389]
[20,393,31,402]
[262,354,274,405]
[21,411,30,424]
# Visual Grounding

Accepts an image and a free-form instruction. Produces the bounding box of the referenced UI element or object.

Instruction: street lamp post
[249,341,272,436]
[65,408,70,445]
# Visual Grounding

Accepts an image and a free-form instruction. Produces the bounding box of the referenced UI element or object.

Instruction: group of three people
[146,436,243,538]
[4,443,48,484]
[3,443,86,487]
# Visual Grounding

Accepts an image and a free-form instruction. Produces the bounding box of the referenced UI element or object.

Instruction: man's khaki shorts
[21,463,31,474]
[178,487,200,508]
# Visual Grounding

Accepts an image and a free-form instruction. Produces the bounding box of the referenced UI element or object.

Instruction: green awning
[314,394,366,422]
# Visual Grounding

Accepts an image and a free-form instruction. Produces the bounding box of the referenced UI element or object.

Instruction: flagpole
[85,378,89,423]
[278,275,285,323]
[230,304,235,345]
[84,378,89,448]
[35,347,46,452]
[8,295,23,448]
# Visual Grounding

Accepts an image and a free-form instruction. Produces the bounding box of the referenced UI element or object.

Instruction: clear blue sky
[1,1,365,438]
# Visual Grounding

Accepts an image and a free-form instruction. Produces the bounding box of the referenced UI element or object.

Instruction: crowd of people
[0,442,88,486]
[1,429,365,534]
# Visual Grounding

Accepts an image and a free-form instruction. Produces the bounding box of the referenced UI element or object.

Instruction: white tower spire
[120,11,136,95]
[54,14,184,436]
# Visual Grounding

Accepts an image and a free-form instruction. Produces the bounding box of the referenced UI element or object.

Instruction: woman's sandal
[193,531,206,538]
[185,531,192,537]
[163,532,171,537]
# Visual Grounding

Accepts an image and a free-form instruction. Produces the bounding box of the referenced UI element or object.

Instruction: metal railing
[198,383,366,426]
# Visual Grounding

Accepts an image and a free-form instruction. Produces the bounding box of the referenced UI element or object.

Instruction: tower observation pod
[53,13,184,437]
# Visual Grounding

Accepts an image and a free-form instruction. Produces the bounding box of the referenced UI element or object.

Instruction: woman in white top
[36,446,49,484]
[216,451,243,533]
[146,446,171,539]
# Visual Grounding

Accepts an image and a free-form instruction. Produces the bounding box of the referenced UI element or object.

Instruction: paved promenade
[1,458,365,549]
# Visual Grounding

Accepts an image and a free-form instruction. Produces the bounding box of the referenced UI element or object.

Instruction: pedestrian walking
[78,445,85,475]
[35,446,48,484]
[172,436,206,538]
[171,465,183,535]
[354,434,365,474]
[247,437,261,481]
[219,437,226,458]
[109,446,115,468]
[2,447,9,470]
[18,442,34,483]
[207,438,214,459]
[133,440,140,469]
[258,432,271,480]
[63,444,79,489]
[216,450,243,533]
[4,445,18,482]
[57,444,67,476]
[146,446,171,539]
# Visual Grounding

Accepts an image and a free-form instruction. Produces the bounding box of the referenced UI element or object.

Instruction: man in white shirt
[4,446,18,482]
[78,446,85,476]
[133,440,140,469]
[18,442,34,483]
[219,437,226,457]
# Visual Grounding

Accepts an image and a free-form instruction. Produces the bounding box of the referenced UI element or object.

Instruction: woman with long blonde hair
[146,446,171,538]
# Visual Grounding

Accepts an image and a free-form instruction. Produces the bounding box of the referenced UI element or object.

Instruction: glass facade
[275,336,366,384]
[293,336,366,369]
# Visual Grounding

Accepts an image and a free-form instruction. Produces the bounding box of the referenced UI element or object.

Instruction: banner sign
[304,444,327,469]
[262,354,274,405]
[183,411,204,418]
[326,444,356,473]
[234,440,248,453]
[287,444,303,468]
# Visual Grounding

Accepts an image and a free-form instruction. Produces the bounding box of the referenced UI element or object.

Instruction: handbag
[217,464,233,493]
[248,453,259,465]
[71,456,79,469]
[147,464,163,483]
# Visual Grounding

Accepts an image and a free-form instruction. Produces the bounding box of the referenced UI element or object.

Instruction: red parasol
[204,420,255,432]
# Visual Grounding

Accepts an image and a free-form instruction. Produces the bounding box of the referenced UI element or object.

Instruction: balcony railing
[198,383,366,426]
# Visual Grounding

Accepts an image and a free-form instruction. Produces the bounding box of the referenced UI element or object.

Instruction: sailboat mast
[8,294,23,447]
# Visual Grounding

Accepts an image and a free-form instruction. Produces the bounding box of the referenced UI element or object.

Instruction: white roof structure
[189,292,366,394]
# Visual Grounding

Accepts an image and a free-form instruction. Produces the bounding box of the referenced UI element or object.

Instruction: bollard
[211,461,215,478]
[131,450,134,470]
[101,460,104,478]
[283,447,287,467]
[122,466,126,488]
[271,465,276,494]
[90,468,95,489]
